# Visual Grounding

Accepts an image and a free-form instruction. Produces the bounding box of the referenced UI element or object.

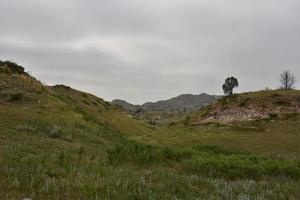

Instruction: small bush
[0,61,25,74]
[183,116,191,125]
[107,140,160,165]
[268,112,278,118]
[271,93,282,98]
[81,93,88,98]
[192,145,237,155]
[83,100,90,105]
[9,92,23,101]
[45,125,61,138]
[238,98,250,107]
[274,99,291,106]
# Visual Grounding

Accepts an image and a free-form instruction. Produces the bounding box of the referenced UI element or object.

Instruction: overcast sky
[0,0,299,104]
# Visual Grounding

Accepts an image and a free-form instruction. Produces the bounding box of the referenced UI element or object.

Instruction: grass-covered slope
[1,61,300,199]
[186,90,300,125]
[139,90,300,158]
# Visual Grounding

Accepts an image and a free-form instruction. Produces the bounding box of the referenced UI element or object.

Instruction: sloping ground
[187,90,300,125]
[1,62,300,199]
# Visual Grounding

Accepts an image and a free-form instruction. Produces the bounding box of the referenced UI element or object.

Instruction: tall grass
[108,140,300,179]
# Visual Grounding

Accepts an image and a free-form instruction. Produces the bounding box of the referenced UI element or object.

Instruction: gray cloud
[0,0,299,104]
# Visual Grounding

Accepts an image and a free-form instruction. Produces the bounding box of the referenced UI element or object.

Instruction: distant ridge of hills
[112,93,220,113]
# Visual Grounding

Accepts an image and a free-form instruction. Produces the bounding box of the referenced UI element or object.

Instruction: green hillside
[139,90,300,157]
[1,61,300,199]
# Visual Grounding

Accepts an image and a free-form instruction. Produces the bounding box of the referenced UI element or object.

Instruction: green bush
[107,140,160,165]
[9,92,23,101]
[268,112,278,118]
[0,60,25,74]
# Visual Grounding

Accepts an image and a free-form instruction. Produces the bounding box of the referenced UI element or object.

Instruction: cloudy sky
[0,0,299,104]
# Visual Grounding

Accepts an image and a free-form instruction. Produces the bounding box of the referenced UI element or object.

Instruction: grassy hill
[187,90,300,125]
[138,90,300,156]
[1,61,300,199]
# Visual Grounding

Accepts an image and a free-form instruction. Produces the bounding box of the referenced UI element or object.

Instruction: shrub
[268,112,278,118]
[1,61,25,74]
[83,100,90,105]
[107,140,160,165]
[183,116,191,125]
[238,98,250,107]
[81,93,88,98]
[9,92,23,101]
[45,125,61,138]
[274,99,291,106]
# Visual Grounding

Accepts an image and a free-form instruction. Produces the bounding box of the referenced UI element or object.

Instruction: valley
[1,61,300,199]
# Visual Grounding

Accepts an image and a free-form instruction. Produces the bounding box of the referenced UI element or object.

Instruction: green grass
[1,69,300,199]
[108,140,300,179]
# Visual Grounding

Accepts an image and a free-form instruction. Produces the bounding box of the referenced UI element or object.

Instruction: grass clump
[9,92,23,101]
[0,60,26,74]
[107,139,193,165]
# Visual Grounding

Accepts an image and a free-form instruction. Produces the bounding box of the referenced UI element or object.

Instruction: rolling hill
[112,93,219,124]
[186,90,300,125]
[1,60,300,199]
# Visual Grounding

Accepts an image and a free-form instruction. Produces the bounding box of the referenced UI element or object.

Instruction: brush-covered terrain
[1,61,300,200]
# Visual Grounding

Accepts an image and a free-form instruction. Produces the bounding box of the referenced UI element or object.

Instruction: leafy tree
[222,77,239,96]
[280,71,296,90]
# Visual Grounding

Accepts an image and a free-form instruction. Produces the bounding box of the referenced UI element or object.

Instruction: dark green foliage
[107,140,160,165]
[268,112,278,118]
[45,125,61,138]
[274,98,291,106]
[108,142,300,179]
[83,100,90,105]
[0,60,25,74]
[53,84,72,90]
[9,92,23,101]
[186,153,300,179]
[238,98,250,107]
[223,77,239,96]
[192,145,238,155]
[107,139,193,165]
[183,116,191,125]
[81,93,88,98]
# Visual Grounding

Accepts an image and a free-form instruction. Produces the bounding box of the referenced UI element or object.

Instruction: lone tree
[280,71,296,90]
[222,77,239,96]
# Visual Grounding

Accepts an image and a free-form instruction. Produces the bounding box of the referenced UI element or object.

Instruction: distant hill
[185,90,300,125]
[112,93,219,124]
[142,93,219,111]
[113,93,219,112]
[111,93,220,124]
[111,99,141,112]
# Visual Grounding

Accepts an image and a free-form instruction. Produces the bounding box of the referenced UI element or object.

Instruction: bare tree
[280,71,296,90]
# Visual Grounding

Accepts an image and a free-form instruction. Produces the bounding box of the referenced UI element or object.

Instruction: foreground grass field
[1,62,300,199]
[136,113,300,159]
